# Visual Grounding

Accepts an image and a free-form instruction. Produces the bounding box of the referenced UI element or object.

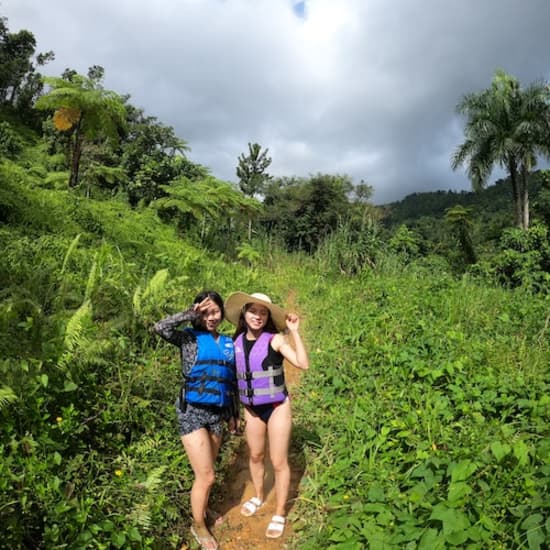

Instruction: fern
[59,300,93,369]
[142,466,166,491]
[0,386,17,411]
[61,234,81,274]
[141,269,169,302]
[128,503,152,530]
[133,268,169,315]
[84,255,98,301]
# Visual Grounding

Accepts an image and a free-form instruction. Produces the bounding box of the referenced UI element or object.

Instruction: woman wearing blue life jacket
[225,291,309,539]
[153,290,238,550]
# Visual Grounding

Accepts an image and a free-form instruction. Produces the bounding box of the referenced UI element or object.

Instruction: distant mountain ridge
[380,170,547,228]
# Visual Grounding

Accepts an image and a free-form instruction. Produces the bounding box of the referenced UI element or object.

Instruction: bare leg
[267,399,292,517]
[244,407,268,502]
[181,429,222,527]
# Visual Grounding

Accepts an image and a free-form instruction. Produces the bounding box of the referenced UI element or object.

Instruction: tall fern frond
[133,269,169,314]
[84,254,99,301]
[61,234,81,274]
[142,466,166,491]
[141,269,169,302]
[132,285,142,315]
[63,299,92,353]
[0,386,17,411]
[133,435,161,456]
[128,503,152,530]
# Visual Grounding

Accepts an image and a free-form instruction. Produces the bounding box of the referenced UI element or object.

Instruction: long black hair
[232,302,278,338]
[191,290,225,331]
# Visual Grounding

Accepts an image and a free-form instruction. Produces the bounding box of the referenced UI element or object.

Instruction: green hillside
[1,16,549,548]
[2,115,549,549]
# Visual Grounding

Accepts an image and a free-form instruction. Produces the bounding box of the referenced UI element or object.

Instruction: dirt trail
[210,291,306,549]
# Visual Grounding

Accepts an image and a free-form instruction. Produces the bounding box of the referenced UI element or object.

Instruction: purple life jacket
[235,332,286,406]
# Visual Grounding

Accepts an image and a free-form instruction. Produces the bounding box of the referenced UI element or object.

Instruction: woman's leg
[244,407,268,502]
[181,428,222,526]
[267,399,292,517]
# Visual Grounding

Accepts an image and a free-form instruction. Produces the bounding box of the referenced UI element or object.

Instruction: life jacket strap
[237,365,283,380]
[195,359,232,367]
[240,384,285,398]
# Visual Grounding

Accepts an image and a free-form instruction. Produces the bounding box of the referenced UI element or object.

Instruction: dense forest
[1,15,549,549]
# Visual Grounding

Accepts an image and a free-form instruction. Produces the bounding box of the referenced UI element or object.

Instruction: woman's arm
[153,307,198,346]
[272,313,309,370]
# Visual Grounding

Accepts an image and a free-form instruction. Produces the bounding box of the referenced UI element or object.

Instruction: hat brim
[225,292,287,331]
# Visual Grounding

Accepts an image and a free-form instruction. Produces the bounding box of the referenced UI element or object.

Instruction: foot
[240,496,263,517]
[266,515,286,538]
[204,508,224,527]
[190,523,218,550]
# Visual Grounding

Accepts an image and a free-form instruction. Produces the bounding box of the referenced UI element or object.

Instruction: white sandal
[240,496,263,517]
[265,515,286,538]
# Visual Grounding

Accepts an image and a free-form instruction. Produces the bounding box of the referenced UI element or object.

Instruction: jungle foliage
[1,14,549,549]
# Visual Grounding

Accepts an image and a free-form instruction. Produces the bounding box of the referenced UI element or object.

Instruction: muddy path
[208,359,305,549]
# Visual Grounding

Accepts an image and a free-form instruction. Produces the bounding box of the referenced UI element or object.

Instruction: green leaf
[447,481,472,504]
[111,532,126,548]
[63,380,78,392]
[40,374,49,388]
[430,504,471,534]
[418,528,445,550]
[490,441,511,462]
[448,460,477,482]
[521,514,545,550]
[127,527,142,542]
[513,440,530,466]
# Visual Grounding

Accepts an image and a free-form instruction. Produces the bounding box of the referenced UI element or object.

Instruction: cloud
[3,0,550,203]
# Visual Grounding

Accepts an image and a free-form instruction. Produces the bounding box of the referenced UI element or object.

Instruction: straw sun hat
[225,292,288,331]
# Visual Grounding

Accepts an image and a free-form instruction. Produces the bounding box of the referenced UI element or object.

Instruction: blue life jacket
[235,332,286,406]
[184,329,235,408]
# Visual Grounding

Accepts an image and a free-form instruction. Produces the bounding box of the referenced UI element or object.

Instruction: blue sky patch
[292,0,306,19]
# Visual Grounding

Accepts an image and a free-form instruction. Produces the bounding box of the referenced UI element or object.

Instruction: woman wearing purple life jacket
[225,291,309,539]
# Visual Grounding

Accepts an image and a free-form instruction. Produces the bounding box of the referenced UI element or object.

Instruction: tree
[119,104,195,205]
[452,70,550,230]
[262,173,353,252]
[35,71,126,187]
[236,142,271,239]
[0,18,54,122]
[388,224,420,261]
[236,142,272,197]
[444,205,477,265]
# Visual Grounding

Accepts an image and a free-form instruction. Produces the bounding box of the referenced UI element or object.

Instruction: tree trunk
[521,167,530,230]
[69,122,83,188]
[508,162,522,228]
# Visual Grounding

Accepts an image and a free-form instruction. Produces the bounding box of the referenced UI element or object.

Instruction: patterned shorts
[176,398,225,437]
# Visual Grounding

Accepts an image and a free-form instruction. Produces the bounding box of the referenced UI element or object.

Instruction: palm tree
[35,73,126,187]
[452,70,550,230]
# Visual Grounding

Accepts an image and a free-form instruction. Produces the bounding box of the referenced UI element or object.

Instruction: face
[200,304,223,332]
[244,303,270,331]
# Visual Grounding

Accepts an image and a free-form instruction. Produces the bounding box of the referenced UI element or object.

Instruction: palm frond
[0,386,17,411]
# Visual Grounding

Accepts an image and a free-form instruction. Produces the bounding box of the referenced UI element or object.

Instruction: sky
[3,0,550,204]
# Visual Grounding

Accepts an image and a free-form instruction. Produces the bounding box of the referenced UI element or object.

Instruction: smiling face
[200,303,223,333]
[244,302,270,332]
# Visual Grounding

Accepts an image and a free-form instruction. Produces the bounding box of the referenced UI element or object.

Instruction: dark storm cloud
[3,0,550,203]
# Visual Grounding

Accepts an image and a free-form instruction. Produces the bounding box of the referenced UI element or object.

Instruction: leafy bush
[0,121,23,158]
